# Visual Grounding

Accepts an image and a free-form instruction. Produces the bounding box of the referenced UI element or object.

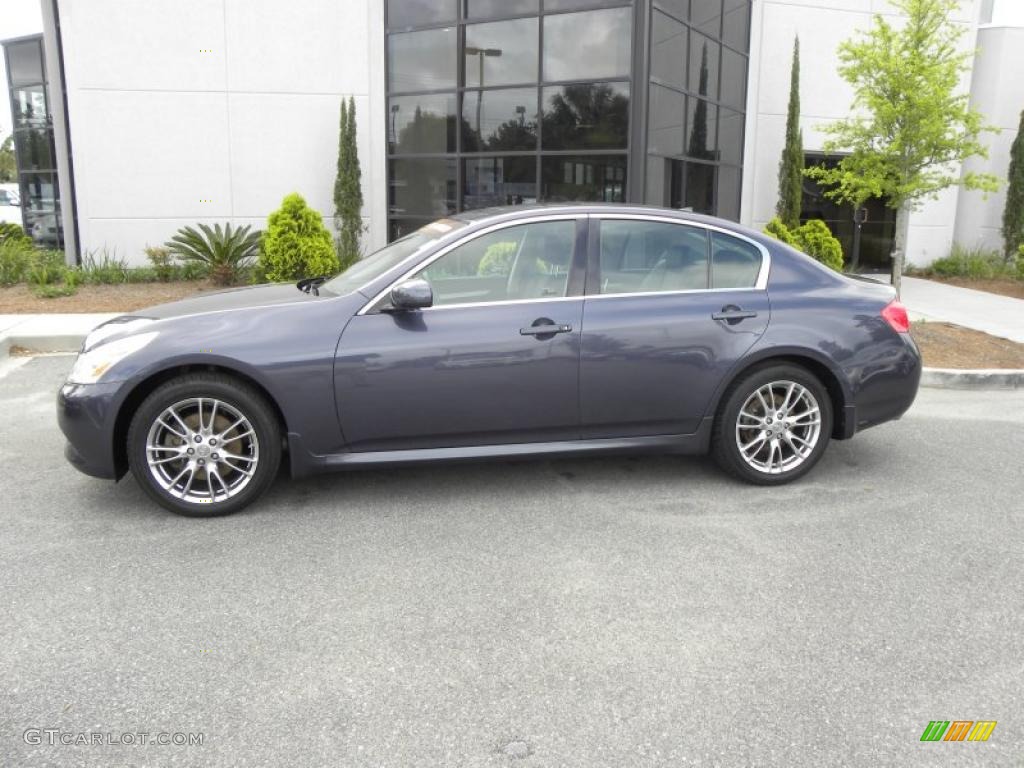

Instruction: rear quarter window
[711,231,762,289]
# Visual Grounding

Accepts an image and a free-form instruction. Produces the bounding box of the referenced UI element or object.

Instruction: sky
[0,0,44,141]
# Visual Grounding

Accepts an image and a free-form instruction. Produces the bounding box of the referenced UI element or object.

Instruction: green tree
[777,38,803,229]
[259,193,339,282]
[804,0,998,295]
[333,96,363,272]
[0,135,15,183]
[1003,109,1024,259]
[687,42,711,160]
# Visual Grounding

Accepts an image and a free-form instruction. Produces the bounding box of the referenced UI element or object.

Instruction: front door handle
[520,323,573,336]
[712,306,758,323]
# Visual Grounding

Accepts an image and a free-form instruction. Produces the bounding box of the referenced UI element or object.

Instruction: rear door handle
[520,324,572,336]
[712,308,758,322]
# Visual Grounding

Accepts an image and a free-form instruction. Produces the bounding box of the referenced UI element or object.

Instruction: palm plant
[166,223,260,286]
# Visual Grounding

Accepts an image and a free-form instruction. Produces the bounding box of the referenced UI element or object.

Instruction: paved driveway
[2,355,1021,767]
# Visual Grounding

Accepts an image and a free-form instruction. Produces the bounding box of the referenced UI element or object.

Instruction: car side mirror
[390,278,433,311]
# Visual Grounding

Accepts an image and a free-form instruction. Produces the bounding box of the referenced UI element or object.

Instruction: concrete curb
[920,367,1024,390]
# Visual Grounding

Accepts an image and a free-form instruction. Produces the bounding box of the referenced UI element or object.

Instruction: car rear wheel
[127,373,281,516]
[711,363,832,485]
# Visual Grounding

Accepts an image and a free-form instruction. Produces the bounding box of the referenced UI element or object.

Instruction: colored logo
[920,721,997,742]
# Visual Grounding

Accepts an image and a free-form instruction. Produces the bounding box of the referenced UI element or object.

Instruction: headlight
[83,317,154,352]
[68,332,158,384]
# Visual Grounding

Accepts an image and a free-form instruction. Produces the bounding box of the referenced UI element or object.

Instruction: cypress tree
[1003,108,1024,259]
[334,97,363,270]
[777,37,803,229]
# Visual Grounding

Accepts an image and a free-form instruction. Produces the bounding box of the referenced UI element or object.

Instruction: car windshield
[322,219,466,296]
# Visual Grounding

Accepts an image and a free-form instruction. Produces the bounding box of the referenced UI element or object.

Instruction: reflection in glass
[718,106,743,165]
[387,27,457,92]
[462,88,537,151]
[545,0,632,10]
[541,155,626,202]
[20,172,61,245]
[466,0,538,18]
[687,98,717,161]
[715,164,741,222]
[12,85,48,127]
[684,161,715,214]
[648,84,684,156]
[543,8,632,82]
[542,82,629,150]
[690,0,723,37]
[389,94,457,154]
[389,158,458,217]
[465,18,538,87]
[463,157,537,210]
[14,129,53,171]
[386,0,456,29]
[389,217,433,241]
[722,0,750,50]
[6,40,43,86]
[719,47,747,109]
[650,11,687,91]
[688,33,719,101]
[653,0,689,20]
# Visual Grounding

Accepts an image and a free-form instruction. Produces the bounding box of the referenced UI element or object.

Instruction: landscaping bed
[0,281,212,314]
[910,321,1024,369]
[916,275,1024,301]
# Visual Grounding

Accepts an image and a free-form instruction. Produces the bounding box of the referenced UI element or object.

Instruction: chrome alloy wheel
[734,380,822,475]
[144,397,259,504]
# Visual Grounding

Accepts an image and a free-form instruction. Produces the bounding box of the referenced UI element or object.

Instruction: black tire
[711,363,832,485]
[127,373,282,517]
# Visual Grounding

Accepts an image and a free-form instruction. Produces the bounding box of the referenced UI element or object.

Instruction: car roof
[450,202,767,242]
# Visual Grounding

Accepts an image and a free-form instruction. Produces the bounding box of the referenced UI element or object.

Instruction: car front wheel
[712,363,832,485]
[127,373,281,516]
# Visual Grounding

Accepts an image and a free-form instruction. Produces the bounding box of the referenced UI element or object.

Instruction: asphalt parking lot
[1,354,1022,767]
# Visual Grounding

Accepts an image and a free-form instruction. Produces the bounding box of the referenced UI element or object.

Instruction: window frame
[359,213,589,314]
[584,213,769,298]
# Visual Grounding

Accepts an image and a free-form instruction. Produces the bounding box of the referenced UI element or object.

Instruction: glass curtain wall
[386,0,634,240]
[644,0,750,219]
[3,36,63,248]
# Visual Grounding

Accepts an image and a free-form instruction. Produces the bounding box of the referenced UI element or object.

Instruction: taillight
[880,300,910,333]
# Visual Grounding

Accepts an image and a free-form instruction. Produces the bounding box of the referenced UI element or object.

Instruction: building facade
[29,0,1024,268]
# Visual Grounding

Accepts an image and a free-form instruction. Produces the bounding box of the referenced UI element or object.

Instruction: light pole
[464,46,502,147]
[390,104,400,149]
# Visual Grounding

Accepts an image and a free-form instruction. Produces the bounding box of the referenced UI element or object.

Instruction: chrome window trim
[356,214,582,315]
[587,212,771,293]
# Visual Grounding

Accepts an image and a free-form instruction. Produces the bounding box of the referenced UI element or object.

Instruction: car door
[334,216,587,452]
[579,215,770,438]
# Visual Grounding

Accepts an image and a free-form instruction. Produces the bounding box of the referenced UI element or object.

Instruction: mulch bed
[910,321,1024,369]
[0,281,214,314]
[918,276,1024,301]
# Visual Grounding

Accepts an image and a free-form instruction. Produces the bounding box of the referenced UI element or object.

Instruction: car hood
[142,282,317,320]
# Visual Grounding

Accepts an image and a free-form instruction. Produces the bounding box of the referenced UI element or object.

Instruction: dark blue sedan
[58,205,921,516]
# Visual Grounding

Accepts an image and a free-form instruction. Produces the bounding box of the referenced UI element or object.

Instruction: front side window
[598,220,710,294]
[417,220,576,306]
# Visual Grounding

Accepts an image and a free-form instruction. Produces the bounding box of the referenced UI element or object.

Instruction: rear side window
[711,231,762,289]
[598,220,709,294]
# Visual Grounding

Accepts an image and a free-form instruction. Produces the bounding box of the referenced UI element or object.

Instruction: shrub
[125,266,160,283]
[0,221,31,246]
[145,245,175,282]
[926,244,1017,280]
[33,282,77,299]
[477,242,517,276]
[764,216,844,271]
[258,193,338,282]
[166,223,259,286]
[1018,244,1024,279]
[80,250,130,284]
[0,238,34,285]
[63,266,82,289]
[26,250,66,286]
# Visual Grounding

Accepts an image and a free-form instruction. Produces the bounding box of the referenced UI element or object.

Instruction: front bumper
[57,380,124,480]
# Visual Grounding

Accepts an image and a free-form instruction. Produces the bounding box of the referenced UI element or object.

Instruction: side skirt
[288,416,714,477]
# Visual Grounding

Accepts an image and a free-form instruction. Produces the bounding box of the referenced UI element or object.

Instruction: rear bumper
[847,332,922,436]
[57,381,123,480]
